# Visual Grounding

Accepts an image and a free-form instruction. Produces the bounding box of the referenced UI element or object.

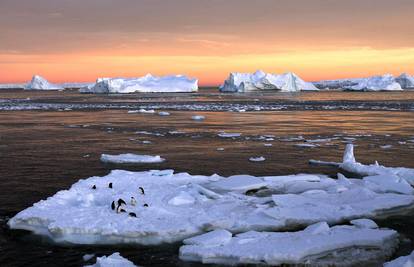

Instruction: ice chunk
[85,252,136,267]
[218,132,241,138]
[158,111,170,116]
[179,223,398,266]
[220,70,318,92]
[80,74,198,93]
[191,115,205,121]
[350,218,378,229]
[206,175,268,193]
[83,254,95,261]
[183,229,232,247]
[384,251,414,267]
[363,174,414,195]
[25,75,64,90]
[101,154,165,164]
[249,156,265,162]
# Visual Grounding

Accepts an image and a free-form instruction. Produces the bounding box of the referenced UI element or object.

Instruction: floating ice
[295,143,318,148]
[384,251,414,267]
[191,115,205,121]
[218,132,241,138]
[249,156,266,162]
[314,74,403,91]
[179,223,399,266]
[85,253,136,267]
[25,75,64,90]
[158,111,170,116]
[81,74,198,93]
[310,144,414,186]
[220,70,318,92]
[83,254,95,262]
[100,154,165,164]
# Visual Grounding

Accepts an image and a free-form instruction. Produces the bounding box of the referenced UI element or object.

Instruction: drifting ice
[314,74,406,91]
[100,154,165,164]
[25,75,64,90]
[85,252,137,267]
[80,74,198,93]
[219,70,318,92]
[179,222,398,266]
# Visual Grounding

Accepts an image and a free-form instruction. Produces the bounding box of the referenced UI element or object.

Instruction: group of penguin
[91,182,148,218]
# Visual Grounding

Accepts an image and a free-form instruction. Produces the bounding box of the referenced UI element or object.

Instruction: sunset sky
[1,0,413,85]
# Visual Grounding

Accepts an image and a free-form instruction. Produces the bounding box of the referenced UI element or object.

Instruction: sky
[1,0,413,85]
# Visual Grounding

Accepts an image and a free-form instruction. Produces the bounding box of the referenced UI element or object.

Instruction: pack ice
[8,167,414,246]
[80,74,198,93]
[25,75,64,90]
[219,70,318,92]
[179,221,398,266]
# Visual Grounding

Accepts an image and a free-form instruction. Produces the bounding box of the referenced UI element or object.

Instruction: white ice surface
[396,73,414,89]
[80,74,198,93]
[384,251,414,267]
[100,154,165,164]
[180,223,399,266]
[25,75,64,90]
[220,70,318,92]
[85,252,136,267]
[249,156,266,162]
[8,170,414,246]
[314,74,404,91]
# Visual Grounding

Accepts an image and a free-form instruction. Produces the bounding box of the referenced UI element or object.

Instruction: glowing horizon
[1,0,413,86]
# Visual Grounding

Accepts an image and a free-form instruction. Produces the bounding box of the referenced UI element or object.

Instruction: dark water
[0,89,414,266]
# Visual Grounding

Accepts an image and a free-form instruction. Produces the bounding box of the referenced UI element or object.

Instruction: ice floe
[80,74,198,93]
[100,154,165,164]
[220,70,318,92]
[249,156,266,162]
[191,115,205,121]
[25,75,64,90]
[218,132,241,138]
[310,144,414,186]
[179,222,398,266]
[384,251,414,267]
[85,252,136,267]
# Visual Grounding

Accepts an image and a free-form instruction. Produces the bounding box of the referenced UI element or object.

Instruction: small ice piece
[207,175,268,193]
[384,251,414,267]
[264,143,273,147]
[183,229,232,247]
[83,254,95,262]
[295,143,318,148]
[363,174,414,195]
[138,109,155,114]
[85,252,136,267]
[350,219,378,229]
[380,145,393,149]
[158,111,170,116]
[192,115,205,121]
[249,156,266,162]
[218,133,242,138]
[179,223,398,266]
[142,140,152,144]
[217,148,225,151]
[100,153,165,164]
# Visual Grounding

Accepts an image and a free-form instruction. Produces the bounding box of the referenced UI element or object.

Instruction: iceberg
[179,222,399,266]
[85,252,137,267]
[219,70,318,92]
[25,75,64,90]
[80,74,198,93]
[396,73,414,89]
[314,74,404,91]
[8,169,414,246]
[384,251,414,267]
[310,144,414,186]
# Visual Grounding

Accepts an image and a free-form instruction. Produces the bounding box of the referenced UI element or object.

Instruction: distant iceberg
[80,74,198,93]
[314,74,407,91]
[25,75,64,90]
[219,70,318,92]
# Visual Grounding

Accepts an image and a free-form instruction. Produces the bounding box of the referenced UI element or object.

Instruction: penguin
[143,203,149,207]
[139,187,145,195]
[116,198,127,213]
[92,185,96,190]
[108,182,113,189]
[129,212,137,217]
[117,198,126,206]
[111,201,115,210]
[130,197,137,206]
[119,208,126,213]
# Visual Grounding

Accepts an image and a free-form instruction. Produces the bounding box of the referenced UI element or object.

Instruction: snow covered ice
[314,74,406,91]
[384,251,414,267]
[85,252,137,267]
[80,74,198,93]
[179,222,399,266]
[25,75,64,90]
[220,70,318,92]
[100,154,165,164]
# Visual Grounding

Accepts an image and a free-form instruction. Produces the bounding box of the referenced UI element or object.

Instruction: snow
[8,168,414,246]
[80,74,198,93]
[85,253,136,267]
[311,144,414,186]
[100,154,165,164]
[25,75,64,90]
[179,223,398,266]
[249,156,266,162]
[384,251,414,267]
[220,70,318,92]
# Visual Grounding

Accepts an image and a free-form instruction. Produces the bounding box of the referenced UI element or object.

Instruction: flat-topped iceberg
[100,153,165,164]
[314,74,406,91]
[220,70,318,92]
[8,168,414,246]
[25,75,64,90]
[85,252,137,267]
[179,222,398,266]
[80,74,198,93]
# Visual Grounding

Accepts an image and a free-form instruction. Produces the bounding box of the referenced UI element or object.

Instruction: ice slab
[101,154,165,164]
[85,253,136,267]
[384,251,414,267]
[180,223,399,266]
